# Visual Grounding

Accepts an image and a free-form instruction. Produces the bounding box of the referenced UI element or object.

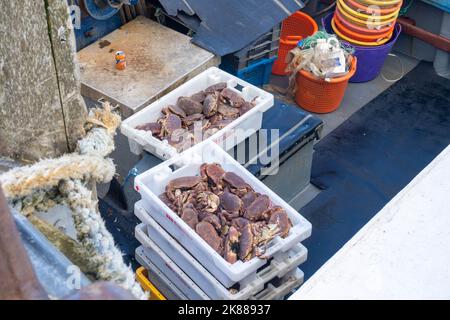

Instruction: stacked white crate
[133,141,312,299]
[122,68,313,299]
[135,203,307,299]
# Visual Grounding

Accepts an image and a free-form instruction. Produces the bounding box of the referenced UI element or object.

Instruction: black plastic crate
[225,24,281,70]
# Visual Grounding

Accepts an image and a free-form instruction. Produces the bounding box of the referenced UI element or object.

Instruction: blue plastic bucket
[322,12,402,83]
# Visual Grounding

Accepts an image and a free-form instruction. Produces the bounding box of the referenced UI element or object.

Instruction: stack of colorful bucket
[325,0,403,82]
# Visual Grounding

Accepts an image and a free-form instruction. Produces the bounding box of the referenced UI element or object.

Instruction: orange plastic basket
[295,57,357,113]
[272,11,318,75]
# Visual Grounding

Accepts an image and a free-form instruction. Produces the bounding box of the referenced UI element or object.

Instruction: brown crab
[201,213,222,231]
[196,221,223,254]
[268,207,292,238]
[223,172,252,196]
[239,101,255,116]
[223,226,240,264]
[190,91,207,103]
[204,82,227,94]
[159,114,182,138]
[177,97,203,115]
[239,221,281,261]
[241,191,258,209]
[172,189,197,214]
[220,190,243,214]
[182,113,204,127]
[181,204,199,229]
[135,122,162,135]
[220,88,245,107]
[244,195,271,221]
[218,102,240,117]
[250,222,281,258]
[238,223,254,261]
[196,191,220,213]
[165,176,202,201]
[166,104,186,118]
[205,163,225,186]
[231,217,250,231]
[203,93,219,117]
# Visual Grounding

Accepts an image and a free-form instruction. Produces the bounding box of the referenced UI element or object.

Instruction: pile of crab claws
[134,83,256,151]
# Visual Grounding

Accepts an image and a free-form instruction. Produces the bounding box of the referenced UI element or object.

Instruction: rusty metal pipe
[398,17,450,53]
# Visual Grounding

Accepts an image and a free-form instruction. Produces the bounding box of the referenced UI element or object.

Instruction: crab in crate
[160,163,292,264]
[134,83,257,151]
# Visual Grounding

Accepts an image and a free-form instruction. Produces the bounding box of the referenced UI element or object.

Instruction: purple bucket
[322,12,402,83]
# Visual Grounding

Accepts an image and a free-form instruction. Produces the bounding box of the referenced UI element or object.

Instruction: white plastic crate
[250,268,304,300]
[136,243,304,300]
[121,67,274,159]
[136,242,210,300]
[135,215,307,300]
[135,247,188,300]
[134,140,312,287]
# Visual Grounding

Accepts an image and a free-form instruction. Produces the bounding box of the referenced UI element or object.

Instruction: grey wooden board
[159,0,305,55]
[78,16,219,118]
[0,0,86,162]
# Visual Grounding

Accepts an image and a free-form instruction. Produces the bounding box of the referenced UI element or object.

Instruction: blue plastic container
[322,12,402,83]
[220,56,277,87]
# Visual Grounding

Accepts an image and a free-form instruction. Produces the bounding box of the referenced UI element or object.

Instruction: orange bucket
[272,11,318,75]
[295,57,357,113]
